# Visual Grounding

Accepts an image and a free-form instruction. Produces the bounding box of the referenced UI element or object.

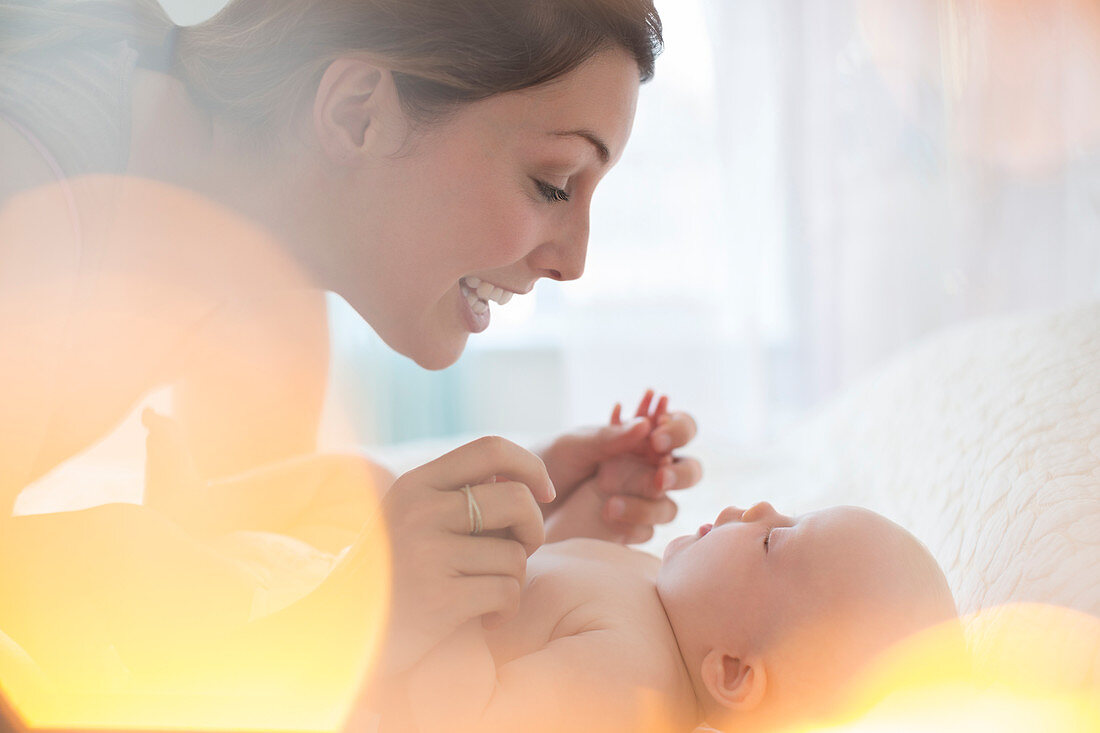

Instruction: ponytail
[0,0,177,176]
[0,0,175,63]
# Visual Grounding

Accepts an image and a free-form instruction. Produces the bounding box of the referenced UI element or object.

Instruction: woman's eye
[534,179,570,203]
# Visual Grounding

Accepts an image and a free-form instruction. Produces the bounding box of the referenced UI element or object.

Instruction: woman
[0,0,701,725]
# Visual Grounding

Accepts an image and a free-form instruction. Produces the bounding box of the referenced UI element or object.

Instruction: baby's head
[657,502,957,732]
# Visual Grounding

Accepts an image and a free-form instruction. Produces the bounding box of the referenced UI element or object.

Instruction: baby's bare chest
[483,539,668,665]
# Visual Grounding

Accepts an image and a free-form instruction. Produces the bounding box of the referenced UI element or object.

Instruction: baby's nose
[741,501,778,523]
[714,505,746,526]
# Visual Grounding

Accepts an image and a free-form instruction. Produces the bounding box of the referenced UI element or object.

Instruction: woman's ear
[700,649,768,713]
[313,58,394,164]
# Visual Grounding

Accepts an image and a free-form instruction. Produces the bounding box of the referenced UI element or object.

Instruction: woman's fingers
[649,410,697,454]
[456,575,523,625]
[662,456,703,493]
[444,480,545,555]
[413,436,555,503]
[379,439,553,675]
[623,525,656,545]
[452,535,528,583]
[597,454,702,498]
[604,494,678,528]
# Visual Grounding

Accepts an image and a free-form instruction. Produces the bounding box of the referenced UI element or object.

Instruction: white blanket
[657,303,1100,698]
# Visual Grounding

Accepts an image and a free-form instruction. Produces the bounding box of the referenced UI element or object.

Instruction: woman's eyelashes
[534,178,571,203]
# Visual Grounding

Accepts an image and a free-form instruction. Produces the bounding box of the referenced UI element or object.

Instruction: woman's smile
[330,47,638,369]
[458,278,492,333]
[457,276,523,334]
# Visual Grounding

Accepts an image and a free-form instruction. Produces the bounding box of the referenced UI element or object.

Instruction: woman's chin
[405,336,468,371]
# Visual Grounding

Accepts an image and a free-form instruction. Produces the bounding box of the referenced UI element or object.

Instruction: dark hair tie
[139,24,181,73]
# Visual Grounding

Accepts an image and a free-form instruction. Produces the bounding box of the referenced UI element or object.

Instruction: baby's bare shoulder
[524,539,673,654]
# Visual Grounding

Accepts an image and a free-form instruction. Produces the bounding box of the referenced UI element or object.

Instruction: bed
[646,302,1100,706]
[6,302,1098,728]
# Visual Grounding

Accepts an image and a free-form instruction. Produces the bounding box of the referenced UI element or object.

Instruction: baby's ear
[701,649,767,713]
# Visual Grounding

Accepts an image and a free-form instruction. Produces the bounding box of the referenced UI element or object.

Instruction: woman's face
[329,49,641,369]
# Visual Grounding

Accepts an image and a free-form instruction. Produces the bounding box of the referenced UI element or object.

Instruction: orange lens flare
[0,176,392,731]
[807,603,1100,733]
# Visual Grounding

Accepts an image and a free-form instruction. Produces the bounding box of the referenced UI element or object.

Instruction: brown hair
[1,0,662,137]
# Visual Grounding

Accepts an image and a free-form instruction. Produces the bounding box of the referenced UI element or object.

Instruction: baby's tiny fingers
[653,395,669,421]
[633,389,656,419]
[604,494,678,527]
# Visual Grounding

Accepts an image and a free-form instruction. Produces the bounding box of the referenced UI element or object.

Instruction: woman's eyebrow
[549,129,611,164]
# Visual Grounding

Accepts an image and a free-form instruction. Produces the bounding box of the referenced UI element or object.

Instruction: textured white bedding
[654,303,1100,698]
[743,304,1100,620]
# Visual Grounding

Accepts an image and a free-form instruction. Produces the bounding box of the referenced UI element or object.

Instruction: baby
[369,500,958,733]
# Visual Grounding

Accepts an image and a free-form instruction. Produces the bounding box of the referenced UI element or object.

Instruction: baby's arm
[386,612,670,733]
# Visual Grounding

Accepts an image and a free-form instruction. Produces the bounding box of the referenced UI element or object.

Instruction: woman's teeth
[462,277,514,306]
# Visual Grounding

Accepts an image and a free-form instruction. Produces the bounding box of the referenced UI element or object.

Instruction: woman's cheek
[473,201,545,267]
[499,212,543,263]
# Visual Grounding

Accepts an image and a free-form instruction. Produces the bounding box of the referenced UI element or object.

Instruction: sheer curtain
[702,0,1100,402]
[28,0,1096,497]
[328,0,1100,449]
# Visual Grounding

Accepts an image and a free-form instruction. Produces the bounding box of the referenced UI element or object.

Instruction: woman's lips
[698,523,713,538]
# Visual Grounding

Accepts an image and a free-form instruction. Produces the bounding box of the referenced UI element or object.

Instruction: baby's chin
[661,532,694,562]
[662,522,712,562]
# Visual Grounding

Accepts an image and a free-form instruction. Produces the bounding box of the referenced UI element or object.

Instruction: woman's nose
[528,217,589,282]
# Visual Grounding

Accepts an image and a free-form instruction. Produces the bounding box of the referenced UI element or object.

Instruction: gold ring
[461,484,483,535]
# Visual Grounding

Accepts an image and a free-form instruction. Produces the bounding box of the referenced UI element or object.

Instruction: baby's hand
[545,391,702,544]
[610,389,675,474]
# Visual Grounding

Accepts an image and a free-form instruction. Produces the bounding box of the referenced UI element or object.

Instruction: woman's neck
[126,69,336,294]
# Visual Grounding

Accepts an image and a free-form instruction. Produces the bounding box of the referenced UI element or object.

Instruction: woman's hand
[539,391,702,544]
[376,436,554,678]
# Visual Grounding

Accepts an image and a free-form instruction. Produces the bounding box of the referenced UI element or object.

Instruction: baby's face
[658,502,933,662]
[657,502,955,727]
